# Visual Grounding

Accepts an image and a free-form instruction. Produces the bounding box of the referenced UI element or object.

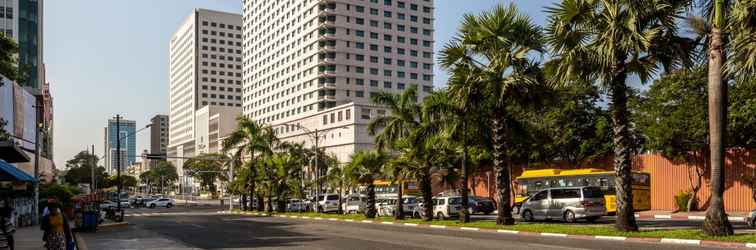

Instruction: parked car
[431,196,462,219]
[100,201,116,210]
[342,194,366,214]
[469,197,496,215]
[146,198,175,208]
[748,209,756,228]
[315,194,340,213]
[287,199,309,212]
[376,195,418,217]
[519,186,606,223]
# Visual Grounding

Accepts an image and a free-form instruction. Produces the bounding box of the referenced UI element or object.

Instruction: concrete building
[150,115,169,155]
[0,0,44,89]
[105,118,136,174]
[168,9,243,192]
[194,105,240,155]
[241,0,435,163]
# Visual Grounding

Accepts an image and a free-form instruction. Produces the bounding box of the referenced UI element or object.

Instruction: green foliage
[139,161,179,193]
[63,151,108,186]
[39,183,80,208]
[345,150,388,185]
[184,153,229,194]
[0,33,20,83]
[675,190,692,212]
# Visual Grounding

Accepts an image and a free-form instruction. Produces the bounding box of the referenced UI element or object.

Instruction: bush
[674,190,691,212]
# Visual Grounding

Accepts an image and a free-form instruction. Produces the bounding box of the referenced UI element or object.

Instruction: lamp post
[272,123,349,213]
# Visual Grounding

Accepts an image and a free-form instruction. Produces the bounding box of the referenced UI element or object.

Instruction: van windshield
[449,198,462,205]
[582,187,604,198]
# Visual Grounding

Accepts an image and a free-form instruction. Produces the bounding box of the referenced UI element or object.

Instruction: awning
[0,160,36,182]
[0,141,32,163]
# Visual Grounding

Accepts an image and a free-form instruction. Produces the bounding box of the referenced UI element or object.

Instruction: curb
[74,232,88,250]
[228,211,756,249]
[635,213,749,223]
[98,222,130,228]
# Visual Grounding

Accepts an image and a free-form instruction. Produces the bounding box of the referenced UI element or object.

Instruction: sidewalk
[14,226,43,250]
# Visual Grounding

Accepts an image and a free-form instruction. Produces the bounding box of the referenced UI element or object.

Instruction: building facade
[168,9,243,192]
[241,0,435,163]
[150,115,169,155]
[0,0,44,89]
[105,118,136,174]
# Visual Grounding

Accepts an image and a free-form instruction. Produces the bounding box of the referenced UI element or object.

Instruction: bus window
[535,181,543,189]
[599,177,610,187]
[558,178,567,187]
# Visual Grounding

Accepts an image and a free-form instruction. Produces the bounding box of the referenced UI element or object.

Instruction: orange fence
[457,149,756,212]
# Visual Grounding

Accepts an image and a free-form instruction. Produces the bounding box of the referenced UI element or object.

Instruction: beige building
[168,9,243,192]
[241,0,435,164]
[194,105,241,155]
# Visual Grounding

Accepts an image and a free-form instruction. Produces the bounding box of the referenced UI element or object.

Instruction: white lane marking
[460,227,479,231]
[404,223,418,227]
[594,236,626,241]
[660,238,701,245]
[328,218,338,221]
[381,221,394,225]
[496,229,519,234]
[314,217,323,220]
[429,225,446,229]
[361,220,373,223]
[345,219,355,222]
[541,233,568,237]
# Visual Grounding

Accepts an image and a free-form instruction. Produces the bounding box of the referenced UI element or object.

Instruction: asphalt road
[78,209,734,250]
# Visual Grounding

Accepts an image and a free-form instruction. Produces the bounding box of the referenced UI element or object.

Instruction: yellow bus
[373,179,420,196]
[514,168,650,214]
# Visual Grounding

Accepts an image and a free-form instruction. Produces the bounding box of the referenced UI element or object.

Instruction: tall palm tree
[440,3,547,225]
[324,159,347,214]
[545,0,695,231]
[345,150,388,219]
[222,117,273,211]
[384,153,411,220]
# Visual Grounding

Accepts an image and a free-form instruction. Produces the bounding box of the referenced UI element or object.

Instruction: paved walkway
[14,226,44,250]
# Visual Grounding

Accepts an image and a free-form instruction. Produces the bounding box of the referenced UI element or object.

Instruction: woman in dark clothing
[40,205,74,250]
[0,200,15,250]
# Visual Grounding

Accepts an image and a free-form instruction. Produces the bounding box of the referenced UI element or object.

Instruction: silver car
[519,186,606,223]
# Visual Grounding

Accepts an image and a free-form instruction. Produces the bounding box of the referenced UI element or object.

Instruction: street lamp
[272,123,349,213]
[113,115,151,221]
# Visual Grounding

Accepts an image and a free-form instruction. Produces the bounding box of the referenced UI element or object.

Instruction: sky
[46,0,557,168]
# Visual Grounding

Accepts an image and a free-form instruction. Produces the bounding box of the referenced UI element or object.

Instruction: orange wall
[456,150,756,212]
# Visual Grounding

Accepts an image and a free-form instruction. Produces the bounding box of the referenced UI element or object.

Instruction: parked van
[375,195,418,217]
[342,194,366,214]
[432,196,462,219]
[519,186,606,223]
[315,194,341,213]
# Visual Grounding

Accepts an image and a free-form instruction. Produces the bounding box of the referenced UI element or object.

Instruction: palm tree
[440,3,547,225]
[345,150,388,219]
[324,158,347,214]
[545,0,695,231]
[384,153,411,220]
[222,117,273,211]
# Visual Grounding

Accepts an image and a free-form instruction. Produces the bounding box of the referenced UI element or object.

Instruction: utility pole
[32,102,40,225]
[91,144,96,193]
[115,115,123,221]
[314,128,320,213]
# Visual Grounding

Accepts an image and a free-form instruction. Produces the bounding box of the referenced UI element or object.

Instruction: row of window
[200,85,241,92]
[200,92,241,100]
[201,29,241,39]
[0,7,12,19]
[201,21,242,31]
[201,77,242,85]
[201,37,241,47]
[201,101,242,107]
[201,61,242,70]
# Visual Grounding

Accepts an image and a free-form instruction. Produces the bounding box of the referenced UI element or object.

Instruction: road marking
[496,229,519,234]
[328,218,338,221]
[314,217,323,220]
[594,236,626,241]
[403,223,418,227]
[429,225,446,229]
[654,215,672,219]
[541,233,568,237]
[345,219,355,222]
[660,238,701,245]
[361,220,373,223]
[688,216,705,220]
[460,227,479,231]
[381,221,394,225]
[302,216,311,219]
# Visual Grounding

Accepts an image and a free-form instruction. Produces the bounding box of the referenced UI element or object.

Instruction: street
[75,208,736,250]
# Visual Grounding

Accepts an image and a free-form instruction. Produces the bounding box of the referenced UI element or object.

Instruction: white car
[376,195,418,217]
[432,196,462,219]
[342,194,366,214]
[315,194,340,213]
[146,198,175,208]
[286,199,309,212]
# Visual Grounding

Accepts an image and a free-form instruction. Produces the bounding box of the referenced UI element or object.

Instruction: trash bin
[82,211,99,232]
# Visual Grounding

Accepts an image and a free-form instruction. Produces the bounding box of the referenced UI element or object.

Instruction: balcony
[318,95,336,101]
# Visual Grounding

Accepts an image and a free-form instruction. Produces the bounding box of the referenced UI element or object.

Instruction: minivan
[432,196,462,219]
[342,194,366,214]
[519,186,606,223]
[315,194,340,213]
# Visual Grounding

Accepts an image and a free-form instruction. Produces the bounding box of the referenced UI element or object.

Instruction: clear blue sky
[46,0,556,168]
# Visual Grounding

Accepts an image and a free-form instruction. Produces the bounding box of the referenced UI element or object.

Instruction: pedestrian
[40,204,74,250]
[0,199,16,250]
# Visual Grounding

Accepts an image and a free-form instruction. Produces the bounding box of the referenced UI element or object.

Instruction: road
[77,208,734,250]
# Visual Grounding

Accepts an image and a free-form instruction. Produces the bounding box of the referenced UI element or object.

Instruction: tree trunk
[460,133,470,223]
[420,170,433,222]
[395,180,405,220]
[703,25,734,236]
[492,110,514,225]
[241,194,247,211]
[365,183,377,218]
[337,182,343,214]
[609,70,639,232]
[249,181,256,211]
[257,193,264,211]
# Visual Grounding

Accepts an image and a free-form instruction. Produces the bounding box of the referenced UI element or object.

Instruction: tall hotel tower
[241,0,435,162]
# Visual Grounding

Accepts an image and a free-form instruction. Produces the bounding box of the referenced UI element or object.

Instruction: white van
[432,196,462,219]
[342,194,366,214]
[316,194,340,213]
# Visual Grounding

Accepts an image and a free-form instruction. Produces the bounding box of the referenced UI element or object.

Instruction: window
[370,8,379,15]
[361,108,371,119]
[338,111,343,121]
[370,20,379,27]
[346,109,351,120]
[384,11,392,18]
[323,115,328,125]
[384,34,392,41]
[356,6,365,12]
[531,190,548,201]
[383,81,392,88]
[398,13,405,20]
[356,91,365,97]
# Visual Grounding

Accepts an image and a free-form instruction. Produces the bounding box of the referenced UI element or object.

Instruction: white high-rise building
[241,0,435,163]
[168,9,243,189]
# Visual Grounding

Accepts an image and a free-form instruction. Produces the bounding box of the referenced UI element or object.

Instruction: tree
[103,175,137,190]
[222,117,275,211]
[150,161,179,194]
[63,151,108,187]
[324,155,346,214]
[0,33,20,83]
[345,150,388,219]
[440,3,548,225]
[545,0,695,231]
[183,153,229,198]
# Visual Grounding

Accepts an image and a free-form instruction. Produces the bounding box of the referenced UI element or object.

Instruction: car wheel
[436,212,445,220]
[150,204,156,209]
[522,210,534,222]
[563,210,577,223]
[166,203,173,208]
[750,217,756,228]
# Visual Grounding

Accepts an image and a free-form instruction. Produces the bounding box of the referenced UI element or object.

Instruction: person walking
[40,204,73,250]
[0,199,16,250]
